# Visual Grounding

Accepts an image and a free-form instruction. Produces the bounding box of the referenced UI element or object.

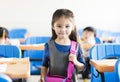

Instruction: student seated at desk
[0,27,20,45]
[79,26,101,82]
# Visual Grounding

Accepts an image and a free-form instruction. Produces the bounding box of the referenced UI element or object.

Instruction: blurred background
[0,0,120,36]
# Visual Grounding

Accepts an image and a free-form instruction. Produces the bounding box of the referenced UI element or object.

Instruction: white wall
[0,0,120,36]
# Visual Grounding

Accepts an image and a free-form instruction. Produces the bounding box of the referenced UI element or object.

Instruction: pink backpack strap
[70,41,77,54]
[66,41,77,82]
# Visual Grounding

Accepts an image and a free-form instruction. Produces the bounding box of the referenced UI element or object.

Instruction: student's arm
[69,54,84,71]
[69,44,85,71]
[39,66,47,82]
[74,58,84,71]
[39,43,49,82]
[82,43,94,50]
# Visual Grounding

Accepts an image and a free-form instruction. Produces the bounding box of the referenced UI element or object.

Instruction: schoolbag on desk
[45,41,77,82]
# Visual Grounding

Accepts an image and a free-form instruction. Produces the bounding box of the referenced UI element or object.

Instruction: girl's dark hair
[83,26,96,37]
[0,27,9,38]
[50,9,79,42]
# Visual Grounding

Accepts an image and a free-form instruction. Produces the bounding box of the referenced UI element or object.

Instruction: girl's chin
[58,36,68,39]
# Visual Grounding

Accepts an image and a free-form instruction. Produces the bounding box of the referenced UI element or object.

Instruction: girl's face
[52,16,74,39]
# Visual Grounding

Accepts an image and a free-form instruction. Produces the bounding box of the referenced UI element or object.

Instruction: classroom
[0,0,120,82]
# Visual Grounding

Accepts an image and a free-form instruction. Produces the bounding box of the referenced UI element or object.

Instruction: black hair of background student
[0,27,9,38]
[83,26,96,37]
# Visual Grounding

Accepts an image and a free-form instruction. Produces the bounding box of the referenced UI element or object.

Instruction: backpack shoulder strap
[70,41,77,54]
[66,40,77,82]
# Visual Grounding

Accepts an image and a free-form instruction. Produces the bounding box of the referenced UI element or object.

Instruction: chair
[95,37,102,44]
[0,45,22,82]
[115,58,120,82]
[24,36,50,44]
[89,43,120,82]
[0,45,22,58]
[23,36,50,75]
[115,36,120,43]
[0,73,12,82]
[9,28,28,39]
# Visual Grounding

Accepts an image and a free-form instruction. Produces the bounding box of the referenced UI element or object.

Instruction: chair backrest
[24,36,50,44]
[90,43,120,60]
[9,28,28,39]
[89,43,120,82]
[23,36,50,75]
[0,73,12,82]
[95,37,102,44]
[115,58,120,82]
[0,45,21,58]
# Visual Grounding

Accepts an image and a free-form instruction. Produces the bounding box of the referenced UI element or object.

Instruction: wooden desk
[18,38,26,43]
[0,58,30,79]
[100,37,115,43]
[9,38,26,43]
[90,59,117,82]
[19,44,44,50]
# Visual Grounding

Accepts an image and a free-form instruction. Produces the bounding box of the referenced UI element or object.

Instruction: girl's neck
[55,38,71,45]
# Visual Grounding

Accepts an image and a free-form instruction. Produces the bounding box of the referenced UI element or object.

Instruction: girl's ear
[72,26,75,30]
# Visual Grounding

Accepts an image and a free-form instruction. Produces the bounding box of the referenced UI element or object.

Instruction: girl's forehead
[57,16,72,20]
[54,16,74,23]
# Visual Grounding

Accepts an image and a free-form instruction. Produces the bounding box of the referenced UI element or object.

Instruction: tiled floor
[26,74,90,82]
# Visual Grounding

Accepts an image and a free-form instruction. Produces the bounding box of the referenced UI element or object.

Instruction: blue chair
[0,73,12,82]
[95,37,102,44]
[0,45,22,82]
[0,45,22,58]
[23,36,50,75]
[9,28,28,39]
[115,58,120,82]
[24,36,50,44]
[115,36,120,43]
[89,43,120,82]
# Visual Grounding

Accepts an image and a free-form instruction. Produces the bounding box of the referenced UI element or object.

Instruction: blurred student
[79,26,101,82]
[0,27,10,44]
[0,27,20,45]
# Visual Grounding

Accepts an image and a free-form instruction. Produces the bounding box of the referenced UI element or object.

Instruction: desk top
[0,58,30,78]
[19,44,44,50]
[90,59,117,72]
[100,37,115,42]
[18,38,26,43]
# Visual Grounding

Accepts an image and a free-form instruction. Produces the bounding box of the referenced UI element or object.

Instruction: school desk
[0,58,30,81]
[18,44,44,50]
[90,59,117,82]
[100,37,115,43]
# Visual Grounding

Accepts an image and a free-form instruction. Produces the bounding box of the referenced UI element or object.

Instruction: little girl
[39,9,85,82]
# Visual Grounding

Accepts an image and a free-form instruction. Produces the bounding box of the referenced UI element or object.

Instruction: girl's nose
[61,27,66,31]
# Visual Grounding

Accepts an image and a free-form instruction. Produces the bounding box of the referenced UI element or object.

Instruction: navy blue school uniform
[42,40,85,82]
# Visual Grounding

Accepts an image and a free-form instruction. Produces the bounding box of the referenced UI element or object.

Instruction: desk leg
[21,50,25,58]
[18,78,27,82]
[99,72,105,82]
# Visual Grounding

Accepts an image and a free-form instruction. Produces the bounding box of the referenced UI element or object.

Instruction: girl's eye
[57,26,62,28]
[66,26,70,28]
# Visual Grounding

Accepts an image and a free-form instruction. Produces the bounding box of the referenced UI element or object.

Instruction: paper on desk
[0,64,7,72]
[0,58,13,62]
